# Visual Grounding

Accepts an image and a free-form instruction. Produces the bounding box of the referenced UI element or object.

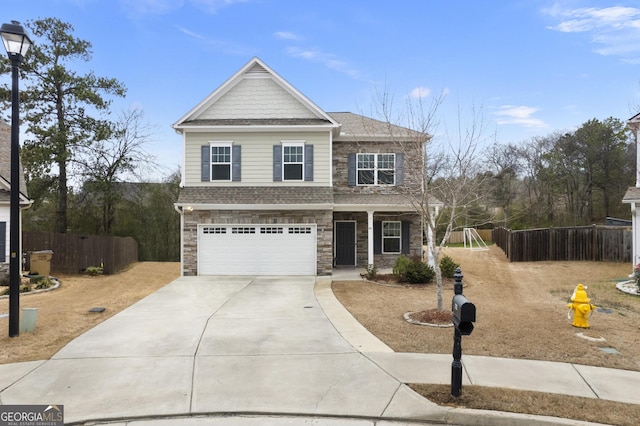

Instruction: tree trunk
[56,160,67,233]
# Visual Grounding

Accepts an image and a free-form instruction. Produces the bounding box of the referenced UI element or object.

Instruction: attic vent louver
[246,63,268,75]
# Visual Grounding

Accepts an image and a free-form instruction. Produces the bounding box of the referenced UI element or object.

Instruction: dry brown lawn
[2,253,639,424]
[333,245,640,425]
[0,262,180,364]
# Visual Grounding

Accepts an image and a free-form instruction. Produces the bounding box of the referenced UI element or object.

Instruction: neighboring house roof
[0,121,30,204]
[177,187,333,209]
[172,57,340,135]
[328,112,429,143]
[622,187,640,203]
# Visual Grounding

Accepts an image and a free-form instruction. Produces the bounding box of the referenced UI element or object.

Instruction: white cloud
[544,4,640,61]
[119,0,246,16]
[190,0,248,14]
[274,31,300,41]
[176,25,206,40]
[286,47,362,79]
[409,86,431,99]
[119,0,183,16]
[494,105,547,128]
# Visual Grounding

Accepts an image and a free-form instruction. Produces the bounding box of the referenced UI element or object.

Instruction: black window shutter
[273,145,282,181]
[304,144,314,181]
[396,153,404,185]
[373,221,382,254]
[347,153,356,186]
[232,145,241,181]
[0,222,5,262]
[201,145,210,181]
[401,221,410,254]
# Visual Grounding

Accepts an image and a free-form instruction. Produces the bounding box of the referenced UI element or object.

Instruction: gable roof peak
[173,57,339,131]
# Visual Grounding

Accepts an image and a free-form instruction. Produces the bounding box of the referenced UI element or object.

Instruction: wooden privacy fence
[23,231,138,275]
[493,226,632,262]
[447,229,493,244]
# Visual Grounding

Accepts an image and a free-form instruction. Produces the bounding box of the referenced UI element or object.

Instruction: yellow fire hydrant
[567,284,596,328]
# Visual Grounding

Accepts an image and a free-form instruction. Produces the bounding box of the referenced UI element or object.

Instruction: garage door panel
[198,225,316,275]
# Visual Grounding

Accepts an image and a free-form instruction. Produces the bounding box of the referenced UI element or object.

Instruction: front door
[335,221,356,267]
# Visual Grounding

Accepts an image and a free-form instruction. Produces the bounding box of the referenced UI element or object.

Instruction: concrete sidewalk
[322,271,640,405]
[0,274,636,425]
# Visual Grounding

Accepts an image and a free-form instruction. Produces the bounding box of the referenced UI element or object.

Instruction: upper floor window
[357,153,395,185]
[201,142,241,182]
[273,142,313,182]
[211,143,232,181]
[283,143,304,181]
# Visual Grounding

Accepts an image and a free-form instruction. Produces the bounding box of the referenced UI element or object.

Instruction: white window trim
[357,153,396,186]
[209,141,233,182]
[282,141,305,182]
[382,221,402,254]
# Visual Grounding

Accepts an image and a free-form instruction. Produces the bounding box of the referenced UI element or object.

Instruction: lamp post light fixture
[1,20,32,337]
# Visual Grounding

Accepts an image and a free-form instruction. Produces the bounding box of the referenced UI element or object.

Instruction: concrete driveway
[0,276,443,424]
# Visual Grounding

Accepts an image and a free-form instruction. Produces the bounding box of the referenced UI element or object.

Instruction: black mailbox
[452,294,476,335]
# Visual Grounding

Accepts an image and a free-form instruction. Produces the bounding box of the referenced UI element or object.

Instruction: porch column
[633,203,639,267]
[367,210,374,266]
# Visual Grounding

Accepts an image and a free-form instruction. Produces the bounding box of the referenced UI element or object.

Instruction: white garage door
[197,224,317,275]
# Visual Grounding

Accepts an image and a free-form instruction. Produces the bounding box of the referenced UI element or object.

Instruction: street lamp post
[1,21,32,337]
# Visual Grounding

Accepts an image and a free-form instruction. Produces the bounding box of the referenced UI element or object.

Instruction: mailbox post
[451,267,475,397]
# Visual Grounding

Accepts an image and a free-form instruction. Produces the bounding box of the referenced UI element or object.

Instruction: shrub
[84,266,103,277]
[365,263,377,279]
[440,255,460,279]
[393,255,434,284]
[405,260,435,284]
[34,276,54,289]
[392,255,412,278]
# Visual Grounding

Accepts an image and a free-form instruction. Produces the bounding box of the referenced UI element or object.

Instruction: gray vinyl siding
[185,131,331,186]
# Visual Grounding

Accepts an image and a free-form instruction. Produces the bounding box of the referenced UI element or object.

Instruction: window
[260,227,283,234]
[289,226,312,234]
[203,226,227,234]
[283,143,304,181]
[382,221,401,253]
[357,153,395,185]
[210,143,231,181]
[232,227,256,234]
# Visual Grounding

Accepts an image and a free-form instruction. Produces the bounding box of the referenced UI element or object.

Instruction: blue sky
[3,0,640,179]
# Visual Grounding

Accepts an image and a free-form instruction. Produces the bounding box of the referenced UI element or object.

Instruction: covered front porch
[332,206,423,270]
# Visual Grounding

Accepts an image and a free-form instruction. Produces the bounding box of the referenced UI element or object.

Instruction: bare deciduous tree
[374,90,495,311]
[76,108,157,234]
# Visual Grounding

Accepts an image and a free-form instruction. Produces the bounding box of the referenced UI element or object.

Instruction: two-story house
[173,58,429,276]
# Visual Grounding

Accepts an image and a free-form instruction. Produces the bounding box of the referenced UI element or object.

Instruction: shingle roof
[176,186,442,211]
[328,112,428,142]
[177,186,334,205]
[333,193,441,208]
[181,118,333,127]
[622,186,640,202]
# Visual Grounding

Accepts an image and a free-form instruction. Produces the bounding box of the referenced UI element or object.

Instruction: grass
[333,245,640,425]
[410,384,640,426]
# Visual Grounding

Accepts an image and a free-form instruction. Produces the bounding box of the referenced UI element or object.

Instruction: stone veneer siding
[182,209,333,276]
[333,212,423,269]
[332,140,422,195]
